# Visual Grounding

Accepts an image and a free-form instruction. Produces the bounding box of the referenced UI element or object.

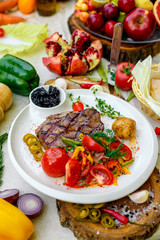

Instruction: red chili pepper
[155,127,160,135]
[102,208,128,224]
[80,79,103,89]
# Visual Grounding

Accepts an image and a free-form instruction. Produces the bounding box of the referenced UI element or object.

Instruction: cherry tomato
[110,142,132,161]
[41,148,69,177]
[0,28,5,37]
[82,135,105,152]
[72,102,84,111]
[115,62,135,91]
[65,158,81,186]
[90,164,113,185]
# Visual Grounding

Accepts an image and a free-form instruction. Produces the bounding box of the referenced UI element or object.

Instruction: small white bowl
[29,85,66,117]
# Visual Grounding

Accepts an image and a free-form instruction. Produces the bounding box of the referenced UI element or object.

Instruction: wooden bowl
[68,14,160,64]
[132,64,160,122]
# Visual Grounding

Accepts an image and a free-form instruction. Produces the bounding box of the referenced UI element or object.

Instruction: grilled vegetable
[0,54,39,95]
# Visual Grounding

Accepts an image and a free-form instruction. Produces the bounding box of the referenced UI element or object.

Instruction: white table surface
[0,1,160,239]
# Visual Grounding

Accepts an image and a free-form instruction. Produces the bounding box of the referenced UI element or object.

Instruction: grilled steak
[35,108,104,150]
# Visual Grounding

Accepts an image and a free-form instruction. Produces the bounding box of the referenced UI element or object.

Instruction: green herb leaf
[95,97,121,119]
[68,93,73,101]
[114,84,122,96]
[0,133,8,145]
[89,77,102,82]
[126,91,135,102]
[97,61,108,83]
[0,133,8,186]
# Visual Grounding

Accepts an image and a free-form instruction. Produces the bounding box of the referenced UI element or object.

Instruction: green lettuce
[0,23,48,54]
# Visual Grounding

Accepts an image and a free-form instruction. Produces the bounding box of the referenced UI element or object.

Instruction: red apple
[123,8,156,41]
[118,0,135,13]
[104,20,119,38]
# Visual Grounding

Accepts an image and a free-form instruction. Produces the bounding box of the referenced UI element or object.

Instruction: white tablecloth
[0,1,160,239]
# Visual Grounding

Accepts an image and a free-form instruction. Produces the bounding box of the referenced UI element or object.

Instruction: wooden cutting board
[57,168,160,240]
[45,75,124,99]
[45,76,109,93]
[68,13,160,64]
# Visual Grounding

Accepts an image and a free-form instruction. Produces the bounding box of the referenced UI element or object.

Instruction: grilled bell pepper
[0,198,34,240]
[0,54,39,95]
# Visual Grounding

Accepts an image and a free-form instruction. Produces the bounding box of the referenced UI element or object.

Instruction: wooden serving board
[45,76,124,99]
[68,13,160,64]
[57,168,160,240]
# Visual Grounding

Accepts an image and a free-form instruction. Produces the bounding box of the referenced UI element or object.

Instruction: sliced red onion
[0,189,19,204]
[17,193,43,218]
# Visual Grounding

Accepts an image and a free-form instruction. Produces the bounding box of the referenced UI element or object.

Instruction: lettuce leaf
[0,23,48,54]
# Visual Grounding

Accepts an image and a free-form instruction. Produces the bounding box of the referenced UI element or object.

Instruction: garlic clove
[54,78,67,90]
[129,190,149,204]
[90,85,103,92]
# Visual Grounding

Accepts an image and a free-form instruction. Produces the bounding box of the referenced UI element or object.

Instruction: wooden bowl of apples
[68,0,160,64]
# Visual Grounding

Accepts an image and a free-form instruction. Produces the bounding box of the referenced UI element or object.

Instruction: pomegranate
[42,29,103,76]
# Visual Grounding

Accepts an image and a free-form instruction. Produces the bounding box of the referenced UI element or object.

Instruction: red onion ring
[17,193,43,218]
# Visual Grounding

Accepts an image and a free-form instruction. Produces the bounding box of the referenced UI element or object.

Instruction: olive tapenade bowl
[29,85,66,117]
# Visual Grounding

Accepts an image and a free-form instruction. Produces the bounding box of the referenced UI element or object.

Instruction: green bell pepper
[0,54,40,96]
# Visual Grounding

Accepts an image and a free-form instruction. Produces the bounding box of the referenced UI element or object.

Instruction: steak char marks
[35,108,104,150]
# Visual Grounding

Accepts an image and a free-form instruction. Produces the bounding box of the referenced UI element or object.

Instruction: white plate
[8,89,158,204]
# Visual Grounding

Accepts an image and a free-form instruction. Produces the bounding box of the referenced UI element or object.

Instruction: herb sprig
[92,89,121,119]
[0,133,8,185]
[67,91,122,119]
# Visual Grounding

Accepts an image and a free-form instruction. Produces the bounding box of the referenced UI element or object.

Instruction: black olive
[39,88,46,96]
[31,86,60,108]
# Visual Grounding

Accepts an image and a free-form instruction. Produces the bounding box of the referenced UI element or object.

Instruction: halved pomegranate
[42,29,103,76]
[70,29,91,53]
[44,32,69,57]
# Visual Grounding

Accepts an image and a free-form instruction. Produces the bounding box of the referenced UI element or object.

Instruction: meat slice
[35,108,104,150]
